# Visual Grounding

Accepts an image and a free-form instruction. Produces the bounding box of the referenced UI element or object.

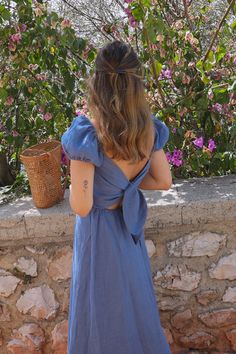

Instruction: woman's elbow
[72,205,93,217]
[69,197,93,217]
[162,177,173,190]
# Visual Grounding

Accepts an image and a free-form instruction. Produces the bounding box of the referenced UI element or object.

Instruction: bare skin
[69,118,172,217]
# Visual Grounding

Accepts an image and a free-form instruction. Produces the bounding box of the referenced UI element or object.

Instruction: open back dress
[61,113,172,354]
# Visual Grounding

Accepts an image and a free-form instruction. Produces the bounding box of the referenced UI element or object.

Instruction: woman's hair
[85,40,154,164]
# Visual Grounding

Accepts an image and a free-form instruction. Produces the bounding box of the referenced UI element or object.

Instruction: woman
[61,40,173,354]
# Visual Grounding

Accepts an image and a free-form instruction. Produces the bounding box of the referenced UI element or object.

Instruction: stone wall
[0,174,235,354]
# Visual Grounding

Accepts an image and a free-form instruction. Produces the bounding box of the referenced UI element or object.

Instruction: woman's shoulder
[61,114,104,166]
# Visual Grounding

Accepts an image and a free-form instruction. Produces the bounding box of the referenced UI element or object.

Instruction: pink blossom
[151,44,158,50]
[208,138,216,152]
[61,19,71,28]
[129,16,138,27]
[5,96,14,106]
[8,42,16,51]
[166,149,183,167]
[225,53,231,61]
[233,57,236,65]
[182,74,191,85]
[159,68,172,80]
[193,136,204,148]
[222,103,229,113]
[165,152,172,163]
[61,150,68,165]
[28,64,39,71]
[173,128,177,134]
[20,24,27,32]
[212,103,223,113]
[10,33,22,43]
[35,73,47,81]
[179,107,188,117]
[43,112,52,121]
[188,61,195,68]
[38,106,45,113]
[124,8,132,15]
[12,130,19,137]
[124,0,133,3]
[207,90,214,100]
[15,23,27,32]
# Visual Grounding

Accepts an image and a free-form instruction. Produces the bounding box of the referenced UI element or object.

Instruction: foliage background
[0,0,235,204]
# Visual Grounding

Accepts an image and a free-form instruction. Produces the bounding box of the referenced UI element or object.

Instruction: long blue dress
[61,113,172,354]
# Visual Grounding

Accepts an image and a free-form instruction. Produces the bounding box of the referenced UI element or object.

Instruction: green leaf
[0,88,8,101]
[196,60,204,73]
[141,0,151,7]
[131,4,144,21]
[231,20,236,31]
[201,74,210,84]
[72,38,87,52]
[154,60,162,76]
[0,5,11,20]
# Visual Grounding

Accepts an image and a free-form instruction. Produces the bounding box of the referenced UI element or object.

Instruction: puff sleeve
[151,114,170,151]
[61,114,103,167]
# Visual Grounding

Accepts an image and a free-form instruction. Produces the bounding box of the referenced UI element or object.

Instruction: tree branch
[203,0,236,63]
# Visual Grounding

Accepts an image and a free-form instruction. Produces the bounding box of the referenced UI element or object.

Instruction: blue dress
[61,114,172,354]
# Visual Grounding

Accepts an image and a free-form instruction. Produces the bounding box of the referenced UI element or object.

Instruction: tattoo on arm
[83,179,88,193]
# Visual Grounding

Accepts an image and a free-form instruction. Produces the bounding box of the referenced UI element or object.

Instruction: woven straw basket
[20,140,70,209]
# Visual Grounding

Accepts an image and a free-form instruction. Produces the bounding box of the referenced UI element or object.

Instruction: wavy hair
[85,40,155,164]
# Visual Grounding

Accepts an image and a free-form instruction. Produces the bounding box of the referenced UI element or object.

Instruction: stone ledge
[0,174,235,243]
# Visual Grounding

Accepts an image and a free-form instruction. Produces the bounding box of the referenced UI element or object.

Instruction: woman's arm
[69,160,95,217]
[139,149,172,190]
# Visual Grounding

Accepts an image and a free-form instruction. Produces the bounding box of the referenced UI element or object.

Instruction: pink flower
[5,96,14,106]
[43,112,52,121]
[61,150,68,165]
[165,152,172,163]
[124,8,132,15]
[159,68,172,80]
[8,42,16,51]
[212,103,223,113]
[173,128,177,134]
[20,24,27,32]
[10,33,22,43]
[233,57,236,65]
[124,0,133,3]
[208,139,216,152]
[188,61,195,68]
[38,106,45,113]
[28,64,39,71]
[61,19,71,28]
[182,74,191,85]
[193,136,204,148]
[225,53,231,61]
[166,149,183,167]
[207,90,214,100]
[12,130,19,137]
[129,16,138,27]
[179,107,188,117]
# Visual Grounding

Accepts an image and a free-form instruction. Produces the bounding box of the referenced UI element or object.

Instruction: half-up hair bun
[95,40,143,78]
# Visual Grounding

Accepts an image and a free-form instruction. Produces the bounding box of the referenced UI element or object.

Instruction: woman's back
[61,40,173,354]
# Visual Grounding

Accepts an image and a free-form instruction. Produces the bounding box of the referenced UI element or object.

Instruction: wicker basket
[20,140,70,209]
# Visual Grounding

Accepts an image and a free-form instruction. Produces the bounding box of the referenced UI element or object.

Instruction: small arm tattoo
[83,179,88,192]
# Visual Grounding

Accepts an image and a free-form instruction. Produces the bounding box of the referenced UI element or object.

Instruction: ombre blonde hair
[85,40,155,164]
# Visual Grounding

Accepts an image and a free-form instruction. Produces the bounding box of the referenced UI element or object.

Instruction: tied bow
[121,183,148,244]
